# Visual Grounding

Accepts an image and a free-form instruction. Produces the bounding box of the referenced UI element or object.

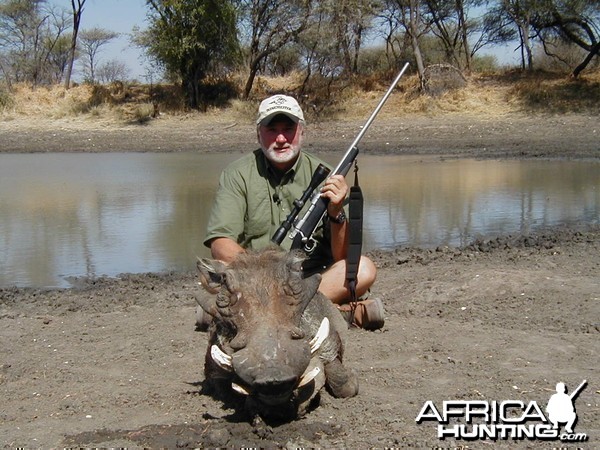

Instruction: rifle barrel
[569,379,587,400]
[282,62,410,251]
[331,62,410,176]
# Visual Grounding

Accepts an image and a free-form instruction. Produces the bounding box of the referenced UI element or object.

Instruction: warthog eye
[290,327,305,340]
[216,290,241,308]
[230,291,241,305]
[216,292,229,308]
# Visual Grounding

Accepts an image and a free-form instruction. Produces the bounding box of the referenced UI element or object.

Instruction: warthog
[196,248,359,421]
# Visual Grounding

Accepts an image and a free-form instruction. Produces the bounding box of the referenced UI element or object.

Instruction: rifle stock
[271,62,410,252]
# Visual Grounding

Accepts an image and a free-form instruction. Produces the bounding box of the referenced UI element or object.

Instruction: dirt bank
[1,113,598,159]
[1,114,599,448]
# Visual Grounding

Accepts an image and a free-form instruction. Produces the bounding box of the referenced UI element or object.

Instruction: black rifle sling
[346,160,363,303]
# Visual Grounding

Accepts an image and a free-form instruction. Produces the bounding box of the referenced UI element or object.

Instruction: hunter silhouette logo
[546,380,586,434]
[416,379,589,442]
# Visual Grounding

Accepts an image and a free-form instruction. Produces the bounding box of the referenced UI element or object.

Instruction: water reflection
[0,153,598,288]
[0,153,239,287]
[359,157,599,249]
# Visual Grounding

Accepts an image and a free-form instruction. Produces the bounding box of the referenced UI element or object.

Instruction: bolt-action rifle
[271,62,410,252]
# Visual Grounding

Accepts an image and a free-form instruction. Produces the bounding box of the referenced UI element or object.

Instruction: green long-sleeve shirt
[204,149,333,271]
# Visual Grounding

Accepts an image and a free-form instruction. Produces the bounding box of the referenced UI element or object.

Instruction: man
[546,382,577,433]
[201,94,383,329]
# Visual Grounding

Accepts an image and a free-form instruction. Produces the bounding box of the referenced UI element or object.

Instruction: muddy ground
[0,113,599,448]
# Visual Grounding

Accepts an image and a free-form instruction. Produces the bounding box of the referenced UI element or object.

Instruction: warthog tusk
[231,382,251,396]
[298,366,321,387]
[210,344,233,371]
[309,317,329,354]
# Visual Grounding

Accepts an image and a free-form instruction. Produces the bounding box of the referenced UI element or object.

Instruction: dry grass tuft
[253,72,305,98]
[1,84,94,118]
[334,72,516,120]
[507,71,600,113]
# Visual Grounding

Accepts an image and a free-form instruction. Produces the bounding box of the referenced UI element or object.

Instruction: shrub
[0,85,14,110]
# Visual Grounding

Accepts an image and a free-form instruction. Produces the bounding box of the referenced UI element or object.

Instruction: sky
[54,0,520,83]
[63,0,150,81]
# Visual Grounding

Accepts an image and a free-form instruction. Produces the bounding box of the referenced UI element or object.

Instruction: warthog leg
[324,358,359,398]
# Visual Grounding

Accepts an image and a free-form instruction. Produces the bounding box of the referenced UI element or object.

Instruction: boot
[338,297,385,330]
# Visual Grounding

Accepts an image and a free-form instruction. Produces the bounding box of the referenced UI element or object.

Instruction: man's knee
[358,256,377,289]
[318,255,377,302]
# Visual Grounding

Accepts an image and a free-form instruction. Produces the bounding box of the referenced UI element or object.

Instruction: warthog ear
[302,272,322,305]
[197,258,228,294]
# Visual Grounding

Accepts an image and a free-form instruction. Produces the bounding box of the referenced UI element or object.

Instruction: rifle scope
[271,163,331,245]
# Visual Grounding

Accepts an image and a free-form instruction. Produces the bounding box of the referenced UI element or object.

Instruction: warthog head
[196,248,358,420]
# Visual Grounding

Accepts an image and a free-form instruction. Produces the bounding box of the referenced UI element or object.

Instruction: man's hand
[320,174,348,218]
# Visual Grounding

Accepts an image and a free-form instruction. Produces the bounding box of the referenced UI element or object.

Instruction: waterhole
[1,153,597,287]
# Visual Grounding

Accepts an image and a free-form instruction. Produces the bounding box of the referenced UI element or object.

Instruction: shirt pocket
[244,193,272,246]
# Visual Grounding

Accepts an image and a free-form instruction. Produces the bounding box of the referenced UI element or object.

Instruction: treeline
[1,0,598,110]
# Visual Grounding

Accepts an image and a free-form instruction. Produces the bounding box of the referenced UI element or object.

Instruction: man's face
[258,114,303,171]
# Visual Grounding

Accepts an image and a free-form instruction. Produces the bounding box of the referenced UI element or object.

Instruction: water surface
[0,153,597,288]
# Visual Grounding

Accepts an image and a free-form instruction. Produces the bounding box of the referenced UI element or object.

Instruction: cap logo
[271,96,287,105]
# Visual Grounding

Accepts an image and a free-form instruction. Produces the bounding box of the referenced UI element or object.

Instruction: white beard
[262,145,300,167]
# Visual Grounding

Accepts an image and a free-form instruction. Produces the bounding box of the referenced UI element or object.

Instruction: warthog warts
[196,248,359,421]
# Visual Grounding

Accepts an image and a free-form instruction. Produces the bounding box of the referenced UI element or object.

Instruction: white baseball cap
[256,94,305,125]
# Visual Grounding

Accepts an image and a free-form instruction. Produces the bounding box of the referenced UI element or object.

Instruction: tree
[296,3,346,101]
[64,0,85,88]
[237,0,311,98]
[423,0,485,73]
[0,0,44,83]
[506,0,537,70]
[482,1,536,70]
[530,0,600,77]
[78,27,118,83]
[145,0,240,109]
[376,0,432,88]
[473,4,518,57]
[377,0,413,68]
[483,0,598,75]
[47,33,72,83]
[408,0,427,84]
[97,59,129,83]
[0,0,69,85]
[327,0,378,74]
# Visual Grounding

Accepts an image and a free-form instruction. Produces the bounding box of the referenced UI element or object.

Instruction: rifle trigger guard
[303,236,317,254]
